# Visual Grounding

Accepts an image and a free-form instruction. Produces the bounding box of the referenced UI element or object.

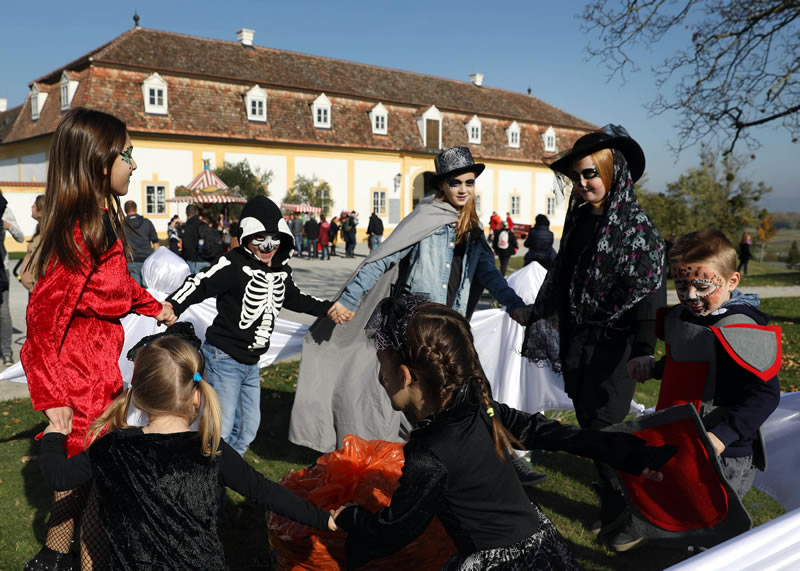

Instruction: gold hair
[669,227,737,279]
[435,189,482,245]
[86,337,222,457]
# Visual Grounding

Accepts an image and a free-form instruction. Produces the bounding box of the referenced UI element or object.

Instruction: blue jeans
[187,260,210,275]
[201,342,261,456]
[294,235,303,256]
[369,235,382,251]
[309,239,318,258]
[321,244,330,259]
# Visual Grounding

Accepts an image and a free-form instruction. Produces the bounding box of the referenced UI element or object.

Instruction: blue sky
[1,0,796,211]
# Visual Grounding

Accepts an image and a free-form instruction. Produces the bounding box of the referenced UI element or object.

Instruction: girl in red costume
[21,108,175,571]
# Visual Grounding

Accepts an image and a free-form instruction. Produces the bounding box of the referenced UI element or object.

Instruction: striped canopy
[168,161,247,204]
[281,203,322,214]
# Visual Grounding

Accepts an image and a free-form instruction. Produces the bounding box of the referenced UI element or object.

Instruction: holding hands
[328,301,355,325]
[43,406,73,435]
[627,355,655,382]
[156,301,177,326]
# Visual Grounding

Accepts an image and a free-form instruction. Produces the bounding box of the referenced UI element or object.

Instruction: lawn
[2,298,798,570]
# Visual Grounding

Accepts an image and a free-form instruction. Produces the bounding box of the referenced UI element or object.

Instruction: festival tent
[167,160,247,205]
[281,203,321,214]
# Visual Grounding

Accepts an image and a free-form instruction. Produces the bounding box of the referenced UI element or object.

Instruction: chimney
[0,98,6,112]
[237,28,255,47]
[470,73,484,87]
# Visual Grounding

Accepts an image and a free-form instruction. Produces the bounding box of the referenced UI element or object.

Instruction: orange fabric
[619,421,729,531]
[21,225,162,457]
[269,435,455,570]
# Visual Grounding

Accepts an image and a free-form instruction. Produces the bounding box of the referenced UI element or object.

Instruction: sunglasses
[447,178,476,188]
[120,147,134,165]
[569,167,600,184]
[250,234,281,252]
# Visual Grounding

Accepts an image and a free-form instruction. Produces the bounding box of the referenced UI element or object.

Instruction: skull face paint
[672,263,730,316]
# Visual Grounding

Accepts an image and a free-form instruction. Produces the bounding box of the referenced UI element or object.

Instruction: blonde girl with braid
[332,295,675,570]
[38,334,336,570]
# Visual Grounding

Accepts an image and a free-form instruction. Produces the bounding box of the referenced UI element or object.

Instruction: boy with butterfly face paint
[166,196,333,456]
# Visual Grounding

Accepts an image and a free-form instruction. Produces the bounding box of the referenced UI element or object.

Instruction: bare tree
[583,0,800,154]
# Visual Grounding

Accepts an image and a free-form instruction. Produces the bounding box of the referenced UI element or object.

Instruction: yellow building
[0,26,594,251]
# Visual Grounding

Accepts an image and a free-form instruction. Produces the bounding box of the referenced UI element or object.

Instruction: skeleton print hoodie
[167,197,332,365]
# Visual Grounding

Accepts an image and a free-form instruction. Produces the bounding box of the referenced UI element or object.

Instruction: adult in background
[367,211,384,251]
[341,211,357,258]
[289,213,304,257]
[524,214,556,270]
[229,216,240,249]
[489,210,502,241]
[181,204,209,274]
[737,231,752,275]
[290,146,527,455]
[20,194,45,292]
[304,213,320,259]
[506,212,514,231]
[167,215,182,255]
[329,216,339,257]
[1,201,24,366]
[319,215,331,260]
[122,200,160,287]
[493,220,517,276]
[520,124,666,539]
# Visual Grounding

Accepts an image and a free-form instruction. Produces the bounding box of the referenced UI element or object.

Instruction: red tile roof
[3,27,595,162]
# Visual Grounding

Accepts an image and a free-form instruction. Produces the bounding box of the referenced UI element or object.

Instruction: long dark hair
[404,302,521,459]
[33,107,129,277]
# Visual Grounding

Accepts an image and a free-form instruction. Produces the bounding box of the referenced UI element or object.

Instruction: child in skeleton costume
[167,196,332,455]
[617,228,781,551]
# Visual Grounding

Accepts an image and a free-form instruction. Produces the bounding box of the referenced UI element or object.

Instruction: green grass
[2,296,798,569]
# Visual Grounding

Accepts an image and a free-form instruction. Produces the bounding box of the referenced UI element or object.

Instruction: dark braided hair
[404,302,521,460]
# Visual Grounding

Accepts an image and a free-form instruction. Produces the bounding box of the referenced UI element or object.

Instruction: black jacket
[367,214,384,236]
[181,216,205,262]
[304,219,320,240]
[123,214,159,262]
[524,224,555,268]
[492,228,517,257]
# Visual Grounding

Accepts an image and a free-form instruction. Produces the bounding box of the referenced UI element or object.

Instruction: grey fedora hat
[431,146,486,185]
[547,124,645,183]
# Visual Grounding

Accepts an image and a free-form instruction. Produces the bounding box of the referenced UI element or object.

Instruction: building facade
[0,26,594,251]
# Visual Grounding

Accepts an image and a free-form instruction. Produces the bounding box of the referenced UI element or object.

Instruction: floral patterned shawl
[522,150,665,371]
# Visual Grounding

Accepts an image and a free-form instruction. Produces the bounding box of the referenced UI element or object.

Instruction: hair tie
[193,372,202,384]
[486,407,495,417]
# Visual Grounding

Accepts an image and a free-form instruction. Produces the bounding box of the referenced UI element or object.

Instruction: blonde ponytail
[85,388,133,447]
[195,379,222,457]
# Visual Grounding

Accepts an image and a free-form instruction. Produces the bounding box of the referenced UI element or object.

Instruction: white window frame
[417,105,442,150]
[369,102,388,135]
[542,126,557,153]
[510,195,521,216]
[31,85,47,121]
[145,184,167,216]
[372,190,387,216]
[60,71,78,111]
[245,85,267,122]
[546,195,556,217]
[312,93,331,129]
[507,121,520,148]
[466,115,482,145]
[142,72,168,115]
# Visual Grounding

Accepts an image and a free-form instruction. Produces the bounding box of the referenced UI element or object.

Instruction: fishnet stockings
[79,485,110,570]
[44,484,90,554]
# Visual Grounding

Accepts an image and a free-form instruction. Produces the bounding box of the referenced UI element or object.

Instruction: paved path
[3,242,798,402]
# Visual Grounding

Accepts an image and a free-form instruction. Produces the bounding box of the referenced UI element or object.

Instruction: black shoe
[610,520,645,552]
[2,356,13,367]
[24,547,74,571]
[511,455,547,487]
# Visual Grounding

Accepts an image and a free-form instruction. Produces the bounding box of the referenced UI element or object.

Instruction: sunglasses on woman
[569,167,600,184]
[249,234,281,252]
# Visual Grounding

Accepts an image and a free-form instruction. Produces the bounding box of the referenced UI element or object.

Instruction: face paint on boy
[672,264,727,316]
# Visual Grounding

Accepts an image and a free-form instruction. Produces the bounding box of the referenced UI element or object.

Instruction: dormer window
[466,115,482,145]
[31,85,48,121]
[507,121,520,148]
[370,102,388,135]
[245,85,267,122]
[60,72,78,111]
[312,93,331,129]
[142,73,168,115]
[542,126,556,153]
[417,105,442,150]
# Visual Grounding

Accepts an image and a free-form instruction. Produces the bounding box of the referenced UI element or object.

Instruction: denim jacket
[339,224,524,316]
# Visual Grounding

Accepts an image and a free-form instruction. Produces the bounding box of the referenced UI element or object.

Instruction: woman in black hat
[290,147,527,456]
[520,125,666,548]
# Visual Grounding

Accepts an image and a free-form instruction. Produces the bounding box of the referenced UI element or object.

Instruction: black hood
[238,196,295,266]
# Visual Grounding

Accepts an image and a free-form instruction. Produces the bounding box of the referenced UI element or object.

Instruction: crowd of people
[10,107,782,570]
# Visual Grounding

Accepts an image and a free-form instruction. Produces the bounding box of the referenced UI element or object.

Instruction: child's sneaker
[510,454,547,487]
[610,520,645,552]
